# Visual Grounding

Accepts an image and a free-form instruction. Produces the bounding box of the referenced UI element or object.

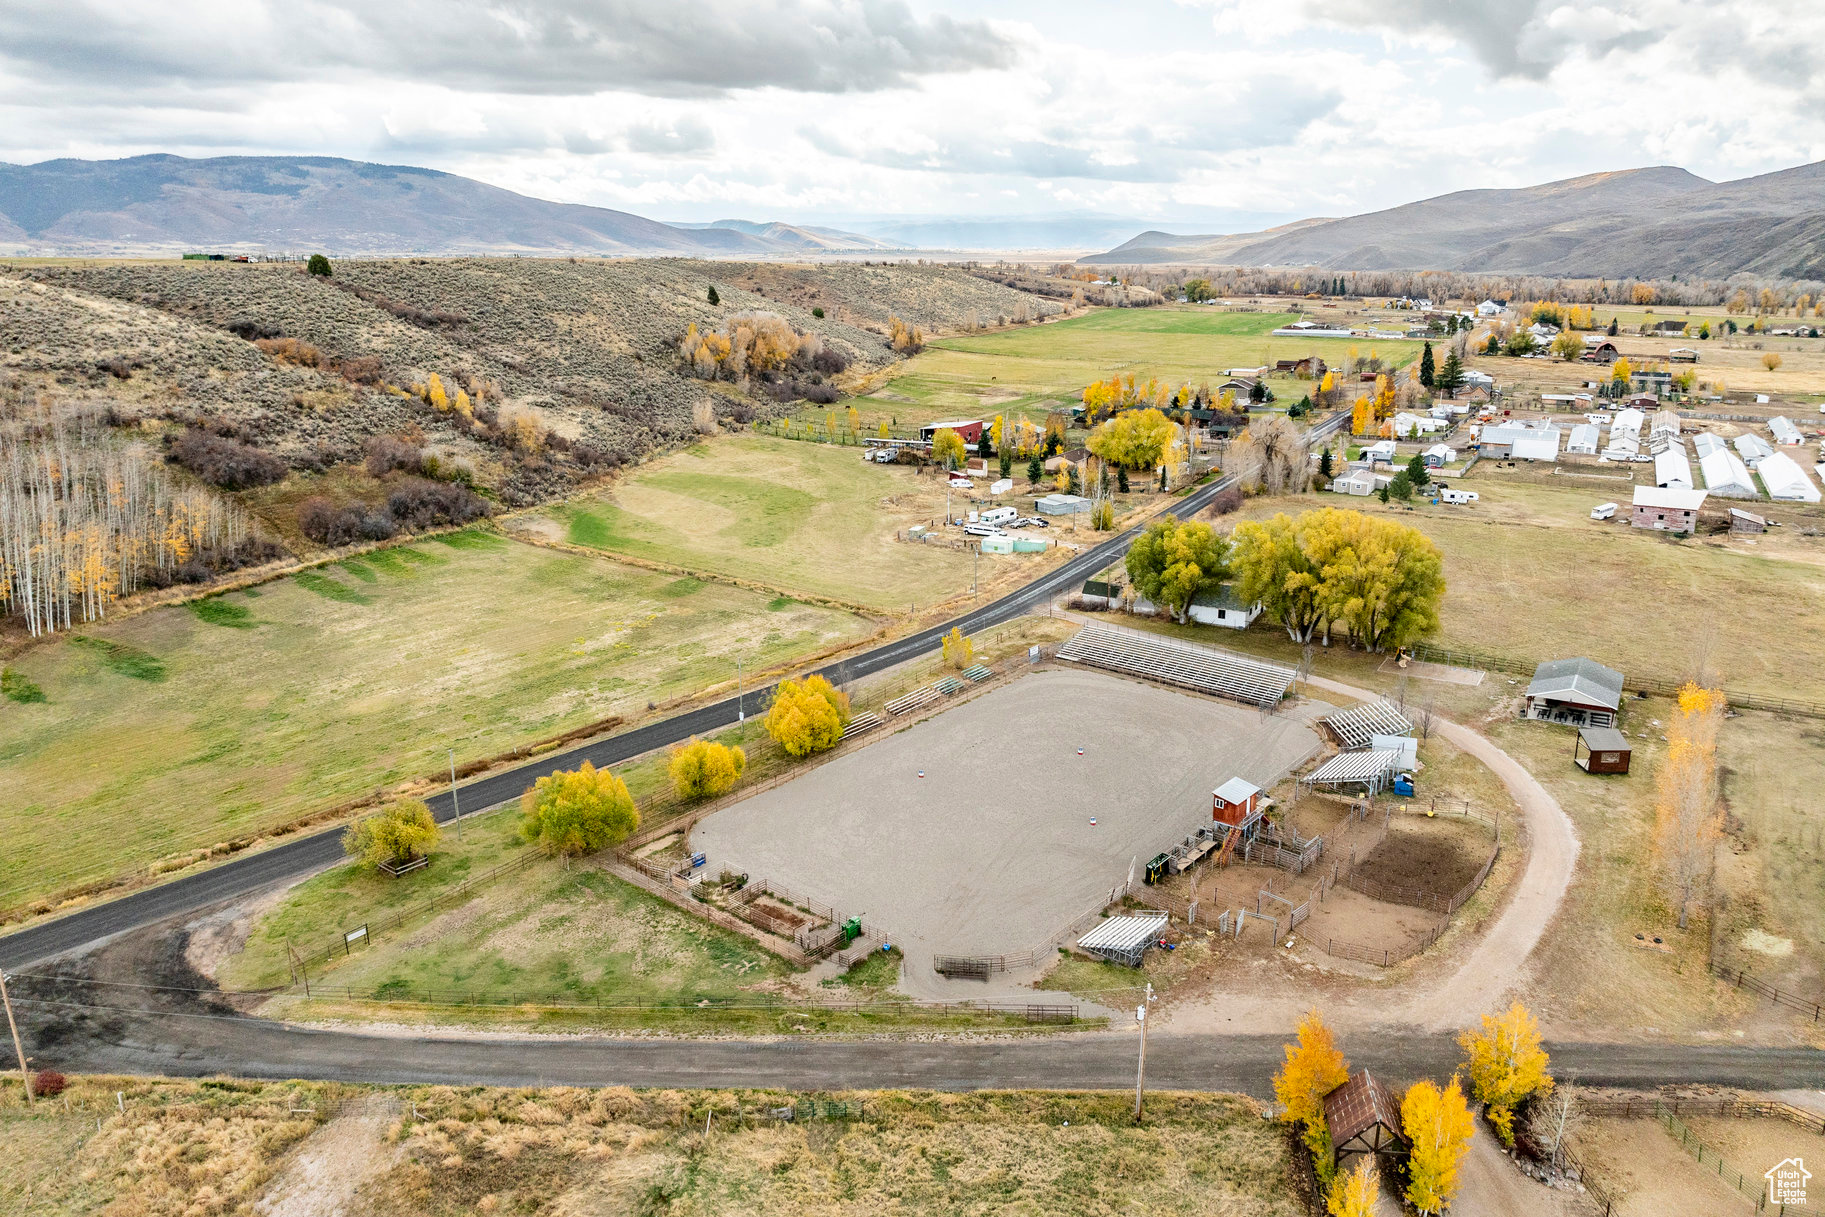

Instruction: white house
[1566,423,1601,455]
[1476,299,1505,317]
[1769,416,1804,446]
[1187,585,1263,629]
[1478,421,1560,462]
[1423,443,1456,467]
[1362,439,1398,464]
[1757,451,1822,502]
[1392,411,1446,437]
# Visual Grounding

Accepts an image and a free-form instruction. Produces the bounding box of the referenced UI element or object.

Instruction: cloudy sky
[2,0,1822,231]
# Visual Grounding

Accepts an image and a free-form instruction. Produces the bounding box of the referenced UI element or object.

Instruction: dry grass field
[0,530,869,916]
[1221,481,1825,699]
[0,1078,1300,1217]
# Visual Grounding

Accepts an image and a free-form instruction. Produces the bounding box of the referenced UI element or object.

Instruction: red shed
[1212,777,1262,826]
[919,419,984,444]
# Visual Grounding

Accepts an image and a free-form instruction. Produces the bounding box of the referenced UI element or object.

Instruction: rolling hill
[0,155,898,258]
[1083,161,1825,280]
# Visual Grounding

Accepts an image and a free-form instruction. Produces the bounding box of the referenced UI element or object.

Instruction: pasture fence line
[1299,838,1500,968]
[1578,1097,1825,1215]
[1708,959,1825,1022]
[1405,642,1825,721]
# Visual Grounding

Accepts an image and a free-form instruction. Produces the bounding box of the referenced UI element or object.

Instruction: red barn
[919,419,984,444]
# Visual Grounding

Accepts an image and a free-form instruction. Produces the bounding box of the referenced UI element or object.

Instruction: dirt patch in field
[1350,825,1483,898]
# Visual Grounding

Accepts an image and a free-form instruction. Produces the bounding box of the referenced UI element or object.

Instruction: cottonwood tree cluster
[765,674,852,758]
[1654,682,1727,929]
[668,737,746,801]
[1228,416,1306,495]
[342,799,440,869]
[1,411,259,636]
[680,312,849,402]
[1229,508,1445,651]
[1086,408,1179,471]
[521,761,639,856]
[1123,515,1229,624]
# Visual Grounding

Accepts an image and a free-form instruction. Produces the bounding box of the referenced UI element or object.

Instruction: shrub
[165,428,287,489]
[342,800,440,869]
[385,478,492,531]
[334,353,385,384]
[521,761,639,855]
[225,316,282,340]
[364,435,423,477]
[307,253,332,276]
[29,1069,67,1098]
[1210,486,1243,515]
[765,674,851,757]
[253,337,322,367]
[668,737,746,801]
[812,306,825,318]
[297,497,396,545]
[800,381,841,405]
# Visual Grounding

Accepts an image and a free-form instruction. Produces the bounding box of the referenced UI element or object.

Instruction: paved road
[0,410,1349,972]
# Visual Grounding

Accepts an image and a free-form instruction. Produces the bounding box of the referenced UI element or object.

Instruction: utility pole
[736,657,744,722]
[1133,981,1154,1121]
[0,969,29,1105]
[448,749,462,841]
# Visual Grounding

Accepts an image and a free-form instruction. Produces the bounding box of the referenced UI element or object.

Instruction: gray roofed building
[1524,657,1625,728]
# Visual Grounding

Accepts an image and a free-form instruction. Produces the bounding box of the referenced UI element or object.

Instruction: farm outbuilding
[919,419,984,444]
[1477,421,1560,461]
[1575,726,1632,775]
[1734,433,1774,467]
[1631,485,1707,534]
[1700,446,1758,498]
[1077,912,1169,968]
[1212,776,1263,826]
[1187,585,1261,629]
[1582,336,1620,362]
[1324,1072,1411,1171]
[1525,657,1624,728]
[1756,451,1822,503]
[1301,749,1401,794]
[1730,508,1767,534]
[1654,443,1693,490]
[1566,423,1600,455]
[1769,417,1804,446]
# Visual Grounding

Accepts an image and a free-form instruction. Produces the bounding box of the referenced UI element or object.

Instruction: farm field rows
[543,433,982,611]
[0,530,870,915]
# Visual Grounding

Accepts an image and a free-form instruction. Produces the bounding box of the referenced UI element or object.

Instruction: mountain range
[1082,161,1825,280]
[0,155,896,258]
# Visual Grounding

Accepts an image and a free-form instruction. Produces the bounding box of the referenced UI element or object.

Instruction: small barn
[1581,336,1620,363]
[1212,777,1263,826]
[1525,657,1625,728]
[1730,508,1767,534]
[1631,485,1707,534]
[1575,726,1632,775]
[1324,1071,1410,1171]
[1188,585,1261,629]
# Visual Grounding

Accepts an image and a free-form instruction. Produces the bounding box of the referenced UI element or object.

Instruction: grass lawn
[1222,482,1825,698]
[0,530,869,915]
[856,305,1424,430]
[545,432,975,611]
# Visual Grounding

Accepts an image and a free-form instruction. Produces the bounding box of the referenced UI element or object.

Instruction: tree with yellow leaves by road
[1459,1001,1552,1146]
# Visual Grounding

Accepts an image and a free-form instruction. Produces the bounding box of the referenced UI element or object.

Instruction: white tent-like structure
[1770,417,1804,446]
[1757,451,1822,503]
[1699,447,1758,498]
[1693,432,1725,457]
[1735,433,1775,467]
[1566,422,1600,455]
[1655,442,1693,489]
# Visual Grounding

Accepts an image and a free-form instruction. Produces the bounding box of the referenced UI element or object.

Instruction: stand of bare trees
[1,406,251,637]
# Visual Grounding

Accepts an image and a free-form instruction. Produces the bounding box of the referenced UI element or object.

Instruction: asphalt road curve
[0,411,1348,971]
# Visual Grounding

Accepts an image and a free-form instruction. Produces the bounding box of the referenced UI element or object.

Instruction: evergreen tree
[999,450,1013,479]
[1419,341,1436,388]
[1606,317,1618,336]
[1319,447,1335,478]
[707,285,720,306]
[306,253,332,277]
[1118,467,1130,493]
[1026,454,1043,484]
[978,431,994,461]
[1406,453,1430,488]
[1436,351,1465,394]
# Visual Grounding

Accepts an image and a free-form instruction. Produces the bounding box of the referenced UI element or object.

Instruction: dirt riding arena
[689,668,1322,977]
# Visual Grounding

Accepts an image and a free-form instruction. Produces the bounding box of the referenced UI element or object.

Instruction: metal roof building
[1756,451,1822,503]
[1770,417,1804,446]
[1734,433,1775,467]
[1566,422,1600,455]
[1322,699,1414,751]
[1525,657,1624,727]
[1654,442,1693,489]
[1077,912,1169,967]
[1700,446,1758,498]
[1325,1071,1410,1170]
[1301,749,1402,793]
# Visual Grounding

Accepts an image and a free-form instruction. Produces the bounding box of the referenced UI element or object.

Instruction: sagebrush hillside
[1,257,1059,512]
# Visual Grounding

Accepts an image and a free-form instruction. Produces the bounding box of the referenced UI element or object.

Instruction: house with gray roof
[1523,657,1625,728]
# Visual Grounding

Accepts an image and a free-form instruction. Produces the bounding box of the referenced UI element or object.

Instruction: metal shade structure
[1300,749,1402,794]
[1077,913,1169,968]
[1322,699,1413,751]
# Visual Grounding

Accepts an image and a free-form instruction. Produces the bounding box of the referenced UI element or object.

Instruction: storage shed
[919,419,984,444]
[1575,726,1632,775]
[1631,485,1707,534]
[1730,508,1767,534]
[1324,1072,1410,1171]
[1212,777,1263,826]
[1187,585,1261,629]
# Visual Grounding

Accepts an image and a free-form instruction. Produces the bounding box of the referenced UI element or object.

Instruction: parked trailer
[980,506,1018,526]
[1437,487,1479,505]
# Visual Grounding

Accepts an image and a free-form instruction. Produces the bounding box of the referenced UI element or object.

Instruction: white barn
[1478,422,1560,461]
[1654,442,1693,490]
[1699,447,1758,498]
[1734,433,1775,467]
[1566,422,1601,455]
[1769,417,1804,446]
[1757,451,1822,502]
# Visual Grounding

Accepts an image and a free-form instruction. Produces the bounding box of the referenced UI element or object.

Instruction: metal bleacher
[1055,623,1295,706]
[884,686,942,716]
[934,675,964,696]
[961,664,993,683]
[841,710,883,740]
[1322,699,1413,750]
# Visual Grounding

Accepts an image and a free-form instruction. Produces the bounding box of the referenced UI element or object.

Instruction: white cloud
[0,0,1819,229]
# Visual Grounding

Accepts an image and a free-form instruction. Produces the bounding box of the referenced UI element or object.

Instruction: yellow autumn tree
[342,799,441,870]
[668,737,746,801]
[931,427,968,469]
[1403,1075,1474,1215]
[765,674,852,758]
[1610,356,1632,384]
[1655,682,1726,928]
[877,420,891,439]
[1763,353,1783,372]
[1273,1009,1350,1183]
[940,626,974,670]
[1350,396,1373,436]
[426,372,448,411]
[1086,408,1176,470]
[1371,374,1396,422]
[520,761,639,856]
[846,405,861,437]
[1459,1002,1552,1146]
[1325,1159,1379,1217]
